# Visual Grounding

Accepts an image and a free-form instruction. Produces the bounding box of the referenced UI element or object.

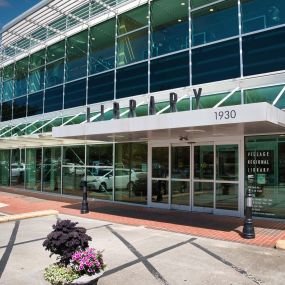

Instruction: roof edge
[1,0,52,33]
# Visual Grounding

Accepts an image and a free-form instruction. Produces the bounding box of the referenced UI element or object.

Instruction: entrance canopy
[53,102,285,142]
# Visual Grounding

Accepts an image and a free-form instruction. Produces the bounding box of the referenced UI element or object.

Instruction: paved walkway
[0,187,285,248]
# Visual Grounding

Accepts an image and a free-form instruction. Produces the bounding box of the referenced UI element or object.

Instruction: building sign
[246,150,274,216]
[246,150,274,174]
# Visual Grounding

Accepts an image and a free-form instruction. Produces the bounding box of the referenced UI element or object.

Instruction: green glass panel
[25,148,42,191]
[177,98,190,112]
[46,40,65,63]
[11,124,26,136]
[192,91,241,109]
[191,0,217,9]
[194,145,214,180]
[62,166,85,196]
[48,16,67,35]
[117,28,148,67]
[11,149,25,188]
[118,5,148,35]
[14,57,29,97]
[63,145,85,166]
[244,85,285,109]
[136,104,148,116]
[31,27,47,41]
[71,3,89,20]
[193,182,213,208]
[216,144,239,181]
[25,121,43,135]
[43,147,61,193]
[191,0,238,46]
[171,181,189,206]
[216,183,238,210]
[89,19,115,75]
[28,66,45,93]
[2,80,13,101]
[151,0,189,57]
[0,150,10,186]
[66,30,88,81]
[115,142,147,204]
[29,49,46,69]
[42,118,63,133]
[63,114,86,126]
[3,64,14,81]
[45,59,64,88]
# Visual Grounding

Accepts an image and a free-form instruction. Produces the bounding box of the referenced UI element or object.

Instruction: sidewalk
[0,187,285,248]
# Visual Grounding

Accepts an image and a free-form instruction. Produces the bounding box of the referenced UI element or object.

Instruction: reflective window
[64,78,86,109]
[118,5,148,35]
[88,71,114,104]
[0,150,10,186]
[14,58,29,97]
[62,166,85,196]
[152,147,168,178]
[171,146,190,179]
[66,31,88,82]
[44,85,63,113]
[2,80,14,101]
[192,39,240,84]
[193,182,214,208]
[86,144,113,201]
[216,144,239,181]
[151,0,189,57]
[27,91,43,116]
[46,40,65,63]
[191,0,217,9]
[171,181,189,206]
[45,59,64,88]
[241,0,285,33]
[13,96,27,119]
[43,147,61,193]
[192,91,241,109]
[194,145,214,180]
[3,64,14,81]
[11,149,25,188]
[29,49,46,69]
[243,27,285,76]
[116,62,148,99]
[28,66,45,94]
[63,145,85,166]
[115,143,147,204]
[245,135,285,219]
[150,51,189,92]
[216,183,238,210]
[244,85,285,109]
[117,28,148,67]
[192,0,238,46]
[25,148,42,191]
[89,19,115,75]
[2,101,12,121]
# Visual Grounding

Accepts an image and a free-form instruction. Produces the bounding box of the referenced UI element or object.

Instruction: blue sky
[0,0,41,30]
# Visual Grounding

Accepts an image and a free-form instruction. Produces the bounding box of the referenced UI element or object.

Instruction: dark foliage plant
[43,219,92,265]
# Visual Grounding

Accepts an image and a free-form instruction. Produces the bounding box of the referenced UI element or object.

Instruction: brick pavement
[0,187,285,248]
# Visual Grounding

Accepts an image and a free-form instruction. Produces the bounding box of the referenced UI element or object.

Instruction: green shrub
[44,263,80,285]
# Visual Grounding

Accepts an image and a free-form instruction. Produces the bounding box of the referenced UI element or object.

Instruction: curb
[275,240,285,250]
[0,210,59,223]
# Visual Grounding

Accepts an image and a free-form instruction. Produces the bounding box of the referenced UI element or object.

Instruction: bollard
[242,187,255,239]
[81,180,89,214]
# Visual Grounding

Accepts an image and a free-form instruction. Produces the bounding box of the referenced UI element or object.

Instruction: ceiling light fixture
[210,8,214,12]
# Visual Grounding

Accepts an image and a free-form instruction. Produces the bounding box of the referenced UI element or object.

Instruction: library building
[1,0,285,219]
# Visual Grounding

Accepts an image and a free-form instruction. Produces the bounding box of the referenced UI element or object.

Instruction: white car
[81,168,137,192]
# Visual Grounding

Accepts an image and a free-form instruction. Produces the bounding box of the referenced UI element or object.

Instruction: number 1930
[214,110,236,120]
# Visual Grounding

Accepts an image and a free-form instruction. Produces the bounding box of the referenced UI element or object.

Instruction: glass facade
[1,0,285,120]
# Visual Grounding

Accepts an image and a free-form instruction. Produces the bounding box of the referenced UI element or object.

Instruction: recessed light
[91,37,95,40]
[71,46,74,49]
[178,19,182,22]
[209,8,214,12]
[181,2,185,6]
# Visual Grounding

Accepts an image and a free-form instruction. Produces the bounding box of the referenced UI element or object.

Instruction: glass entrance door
[150,141,240,215]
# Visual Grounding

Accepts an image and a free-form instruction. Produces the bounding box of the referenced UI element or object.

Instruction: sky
[0,0,41,30]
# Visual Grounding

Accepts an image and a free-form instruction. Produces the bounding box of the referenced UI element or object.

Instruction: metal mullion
[40,146,43,192]
[114,11,118,100]
[238,0,243,78]
[60,145,63,195]
[214,142,217,211]
[189,0,192,86]
[191,35,240,50]
[147,0,150,95]
[112,142,115,202]
[42,43,47,114]
[86,25,91,106]
[191,0,228,12]
[62,36,67,110]
[116,25,148,38]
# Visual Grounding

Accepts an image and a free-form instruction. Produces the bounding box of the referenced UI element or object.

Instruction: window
[44,85,63,113]
[64,78,86,109]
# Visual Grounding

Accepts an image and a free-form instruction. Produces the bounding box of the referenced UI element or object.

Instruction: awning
[53,102,285,142]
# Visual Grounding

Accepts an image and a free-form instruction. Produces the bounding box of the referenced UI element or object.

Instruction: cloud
[0,0,11,7]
